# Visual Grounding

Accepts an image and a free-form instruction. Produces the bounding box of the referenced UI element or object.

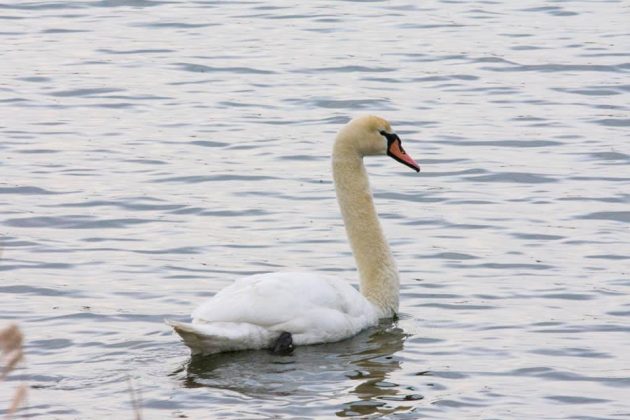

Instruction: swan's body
[169,116,420,355]
[168,272,380,354]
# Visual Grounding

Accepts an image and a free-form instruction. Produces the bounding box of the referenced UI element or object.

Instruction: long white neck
[332,138,399,317]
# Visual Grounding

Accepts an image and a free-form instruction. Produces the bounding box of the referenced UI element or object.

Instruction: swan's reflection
[173,320,420,416]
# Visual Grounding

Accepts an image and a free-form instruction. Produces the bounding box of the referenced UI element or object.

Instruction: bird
[167,115,420,355]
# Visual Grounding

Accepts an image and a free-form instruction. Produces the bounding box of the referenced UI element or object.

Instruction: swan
[167,115,420,355]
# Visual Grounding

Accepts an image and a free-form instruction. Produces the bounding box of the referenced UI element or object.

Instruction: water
[1,0,629,418]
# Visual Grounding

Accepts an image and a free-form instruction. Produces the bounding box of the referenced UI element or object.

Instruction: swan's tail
[165,319,275,355]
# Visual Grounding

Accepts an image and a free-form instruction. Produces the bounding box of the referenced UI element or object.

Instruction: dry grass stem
[6,384,28,418]
[1,324,27,418]
[0,324,23,381]
[128,378,143,420]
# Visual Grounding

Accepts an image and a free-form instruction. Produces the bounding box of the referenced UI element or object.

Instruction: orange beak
[387,135,420,172]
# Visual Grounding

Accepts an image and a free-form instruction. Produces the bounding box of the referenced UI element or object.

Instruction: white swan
[167,115,420,355]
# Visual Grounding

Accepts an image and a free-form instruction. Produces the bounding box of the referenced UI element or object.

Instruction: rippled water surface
[2,0,629,418]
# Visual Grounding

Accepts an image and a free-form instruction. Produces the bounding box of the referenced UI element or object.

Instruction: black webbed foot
[271,331,294,355]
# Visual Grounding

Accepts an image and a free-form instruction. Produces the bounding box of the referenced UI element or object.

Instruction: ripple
[189,140,229,147]
[482,62,630,73]
[154,174,278,183]
[0,285,78,296]
[16,76,51,82]
[530,347,612,359]
[29,338,74,350]
[0,186,67,195]
[417,252,478,260]
[48,88,124,97]
[45,199,184,211]
[175,63,275,74]
[587,151,630,162]
[553,86,627,96]
[98,48,175,55]
[538,293,594,301]
[0,261,75,272]
[593,118,630,127]
[460,262,554,270]
[139,22,217,29]
[301,65,395,73]
[519,6,579,17]
[4,215,156,229]
[416,303,494,310]
[512,233,564,240]
[439,139,563,148]
[578,211,630,223]
[465,172,556,183]
[545,395,609,404]
[586,254,630,260]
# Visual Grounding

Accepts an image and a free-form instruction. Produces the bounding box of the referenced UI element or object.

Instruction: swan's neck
[332,143,399,317]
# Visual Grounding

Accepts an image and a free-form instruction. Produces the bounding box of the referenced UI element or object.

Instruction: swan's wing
[190,272,379,344]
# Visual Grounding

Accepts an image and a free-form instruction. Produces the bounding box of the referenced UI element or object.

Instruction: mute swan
[168,115,420,355]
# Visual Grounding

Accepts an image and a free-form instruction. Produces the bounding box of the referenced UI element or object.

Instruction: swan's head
[337,115,420,172]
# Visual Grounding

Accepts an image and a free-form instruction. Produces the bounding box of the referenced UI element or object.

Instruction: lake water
[1,0,629,418]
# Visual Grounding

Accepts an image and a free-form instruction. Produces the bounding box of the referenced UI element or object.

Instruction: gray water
[1,0,629,418]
